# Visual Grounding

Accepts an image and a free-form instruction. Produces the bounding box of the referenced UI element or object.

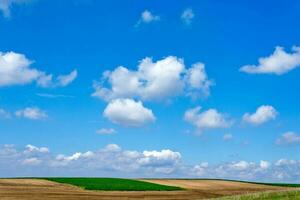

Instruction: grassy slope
[217,190,300,200]
[45,177,183,191]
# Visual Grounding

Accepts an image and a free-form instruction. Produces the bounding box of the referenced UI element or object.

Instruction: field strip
[0,178,297,200]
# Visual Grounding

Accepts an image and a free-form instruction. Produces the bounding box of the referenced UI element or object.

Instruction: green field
[45,178,183,191]
[217,190,300,200]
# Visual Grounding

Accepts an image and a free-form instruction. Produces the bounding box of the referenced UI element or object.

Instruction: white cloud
[0,108,10,119]
[22,157,42,166]
[0,51,77,87]
[15,107,47,120]
[243,105,278,125]
[223,134,233,141]
[96,128,116,135]
[228,161,253,171]
[36,93,74,98]
[103,98,155,127]
[37,70,77,88]
[56,70,78,87]
[54,151,94,166]
[136,10,160,26]
[0,0,31,18]
[93,56,213,101]
[181,8,194,25]
[1,144,300,181]
[240,46,300,75]
[276,132,300,145]
[24,144,49,154]
[184,106,232,131]
[140,150,181,166]
[260,160,270,170]
[275,159,297,166]
[104,144,121,152]
[0,51,40,86]
[185,63,213,98]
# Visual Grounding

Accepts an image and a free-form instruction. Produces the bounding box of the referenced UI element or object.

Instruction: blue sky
[0,0,300,181]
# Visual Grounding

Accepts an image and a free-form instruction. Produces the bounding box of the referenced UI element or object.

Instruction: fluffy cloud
[93,56,213,101]
[0,0,31,18]
[240,46,300,75]
[0,144,182,176]
[15,107,47,120]
[136,10,160,26]
[103,98,155,127]
[181,8,194,25]
[184,106,232,132]
[96,128,116,135]
[1,144,299,182]
[276,132,300,145]
[0,51,40,86]
[243,105,278,125]
[0,51,76,87]
[260,160,270,170]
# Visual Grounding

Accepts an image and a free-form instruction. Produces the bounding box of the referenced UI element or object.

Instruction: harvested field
[0,178,292,200]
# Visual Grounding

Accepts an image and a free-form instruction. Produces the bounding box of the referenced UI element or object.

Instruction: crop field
[1,178,299,200]
[44,177,182,191]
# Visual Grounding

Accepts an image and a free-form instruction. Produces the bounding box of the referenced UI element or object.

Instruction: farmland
[1,178,299,200]
[44,177,182,191]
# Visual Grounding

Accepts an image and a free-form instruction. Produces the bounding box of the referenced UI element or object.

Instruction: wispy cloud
[135,10,160,27]
[0,108,10,119]
[15,107,47,120]
[36,93,75,98]
[181,8,194,25]
[96,128,116,135]
[276,132,300,145]
[0,0,32,18]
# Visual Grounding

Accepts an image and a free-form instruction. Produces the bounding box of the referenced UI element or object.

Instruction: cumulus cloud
[92,56,213,101]
[243,105,278,125]
[0,0,31,18]
[181,8,194,25]
[240,46,300,75]
[260,160,270,170]
[185,63,213,98]
[15,107,47,120]
[184,106,232,132]
[1,144,299,182]
[136,10,160,26]
[96,128,116,135]
[0,51,77,87]
[103,98,155,127]
[276,132,300,145]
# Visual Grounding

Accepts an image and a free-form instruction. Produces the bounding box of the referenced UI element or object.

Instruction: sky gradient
[0,0,300,182]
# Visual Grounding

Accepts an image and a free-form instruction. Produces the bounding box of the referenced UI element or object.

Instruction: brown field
[0,178,291,200]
